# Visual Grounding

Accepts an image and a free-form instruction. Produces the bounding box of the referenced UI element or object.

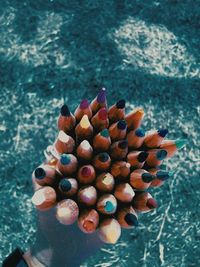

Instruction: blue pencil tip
[135,128,145,137]
[60,179,72,192]
[117,120,127,130]
[60,154,71,165]
[156,150,168,160]
[158,129,168,137]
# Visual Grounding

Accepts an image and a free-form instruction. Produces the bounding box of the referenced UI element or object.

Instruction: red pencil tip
[81,166,92,177]
[146,198,157,209]
[98,108,108,120]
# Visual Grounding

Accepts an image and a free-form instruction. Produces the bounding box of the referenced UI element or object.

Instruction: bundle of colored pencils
[31,88,186,244]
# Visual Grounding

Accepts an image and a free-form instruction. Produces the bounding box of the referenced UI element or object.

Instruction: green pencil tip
[104,201,114,212]
[175,139,187,150]
[100,129,109,137]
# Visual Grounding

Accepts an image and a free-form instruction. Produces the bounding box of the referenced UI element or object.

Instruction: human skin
[23,179,104,267]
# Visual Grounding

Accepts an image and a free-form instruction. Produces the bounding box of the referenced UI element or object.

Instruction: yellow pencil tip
[80,115,90,129]
[103,174,112,185]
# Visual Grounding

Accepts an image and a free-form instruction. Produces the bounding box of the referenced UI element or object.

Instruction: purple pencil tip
[80,99,89,109]
[97,88,106,103]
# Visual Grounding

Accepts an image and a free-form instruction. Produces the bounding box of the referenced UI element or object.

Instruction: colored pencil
[109,120,127,141]
[127,128,145,149]
[95,172,115,192]
[75,115,93,143]
[78,209,99,233]
[125,107,144,130]
[93,152,111,171]
[57,104,76,133]
[143,129,168,148]
[56,154,78,176]
[76,140,93,161]
[74,99,92,121]
[108,99,126,123]
[56,199,79,225]
[159,139,187,158]
[145,149,167,167]
[54,130,75,154]
[117,206,138,228]
[130,169,154,190]
[91,107,109,131]
[58,178,78,197]
[110,140,128,160]
[77,165,96,184]
[77,185,97,206]
[90,88,107,114]
[127,151,149,169]
[114,183,135,203]
[98,218,121,244]
[97,194,117,215]
[31,186,57,210]
[132,192,157,213]
[93,129,111,151]
[149,169,173,187]
[32,164,58,186]
[111,161,131,180]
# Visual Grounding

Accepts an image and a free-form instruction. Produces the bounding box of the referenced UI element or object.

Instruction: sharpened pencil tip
[60,154,71,165]
[142,173,154,183]
[156,170,173,181]
[156,149,167,160]
[117,120,127,130]
[98,152,109,162]
[158,129,168,137]
[105,201,115,212]
[80,115,90,129]
[81,166,92,177]
[35,167,46,179]
[146,198,157,209]
[116,99,126,109]
[100,129,109,137]
[97,88,106,103]
[60,179,72,192]
[137,151,149,162]
[118,140,128,149]
[124,213,139,226]
[135,128,145,137]
[175,139,187,149]
[80,99,89,109]
[98,108,108,120]
[61,105,70,116]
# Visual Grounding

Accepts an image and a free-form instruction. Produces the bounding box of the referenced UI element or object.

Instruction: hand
[25,176,104,267]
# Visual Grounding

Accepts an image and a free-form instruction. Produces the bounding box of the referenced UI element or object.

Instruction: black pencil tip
[60,179,72,192]
[142,173,154,183]
[124,213,139,226]
[117,120,127,130]
[116,99,126,109]
[137,151,149,162]
[158,129,168,137]
[60,105,70,116]
[34,167,46,179]
[98,152,109,162]
[118,140,128,149]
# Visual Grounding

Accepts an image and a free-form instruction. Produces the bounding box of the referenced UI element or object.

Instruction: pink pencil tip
[80,99,89,109]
